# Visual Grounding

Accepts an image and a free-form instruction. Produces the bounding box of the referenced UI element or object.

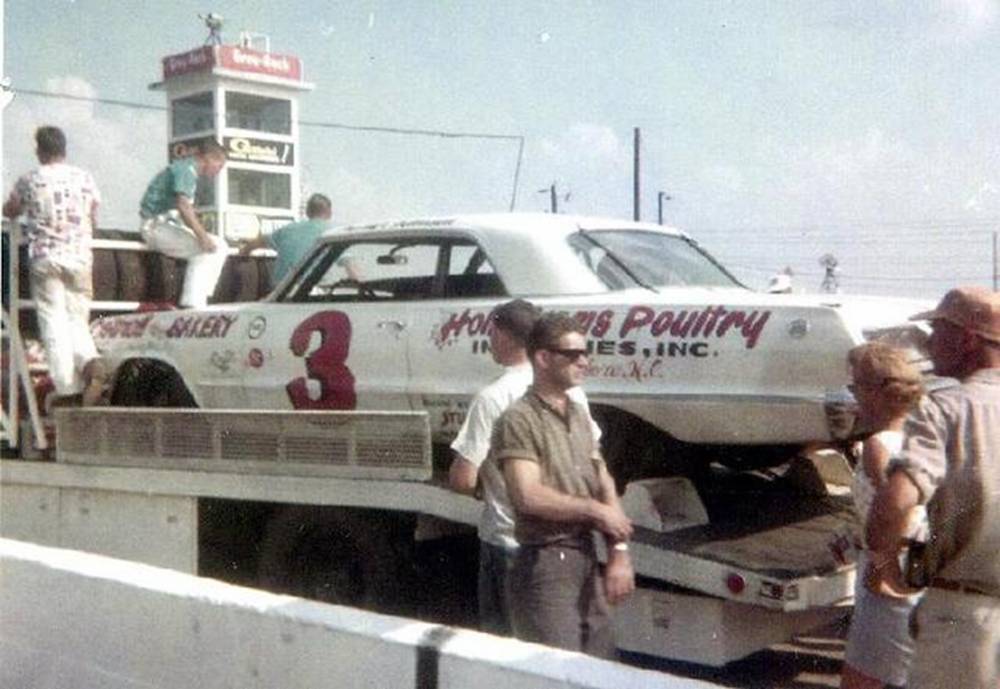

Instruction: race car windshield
[568,230,744,290]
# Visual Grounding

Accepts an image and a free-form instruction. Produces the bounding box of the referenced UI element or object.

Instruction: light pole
[657,191,671,225]
[538,183,558,213]
[632,128,640,221]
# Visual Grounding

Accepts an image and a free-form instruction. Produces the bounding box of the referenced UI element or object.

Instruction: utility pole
[538,183,558,213]
[993,231,998,291]
[633,128,640,221]
[657,191,671,225]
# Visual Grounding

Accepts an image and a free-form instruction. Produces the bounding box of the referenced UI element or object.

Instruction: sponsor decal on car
[166,314,239,339]
[92,314,154,340]
[421,395,471,437]
[247,315,267,339]
[433,305,772,352]
[247,347,266,369]
[209,349,237,374]
[617,305,771,349]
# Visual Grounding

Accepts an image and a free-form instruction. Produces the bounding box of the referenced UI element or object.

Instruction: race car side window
[280,238,507,302]
[281,240,442,302]
[442,243,507,298]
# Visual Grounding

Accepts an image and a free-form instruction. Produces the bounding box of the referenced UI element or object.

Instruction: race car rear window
[568,230,742,290]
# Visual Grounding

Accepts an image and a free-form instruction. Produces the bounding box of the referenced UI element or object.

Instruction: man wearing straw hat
[867,286,1000,689]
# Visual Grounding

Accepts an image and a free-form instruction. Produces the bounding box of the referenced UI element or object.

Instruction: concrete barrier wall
[0,539,716,689]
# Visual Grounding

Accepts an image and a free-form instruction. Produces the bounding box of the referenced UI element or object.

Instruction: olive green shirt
[491,387,605,546]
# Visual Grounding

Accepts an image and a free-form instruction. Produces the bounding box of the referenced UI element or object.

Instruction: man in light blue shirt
[241,193,332,286]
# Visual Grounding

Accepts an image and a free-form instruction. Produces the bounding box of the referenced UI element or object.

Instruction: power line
[17,87,524,140]
[16,86,526,208]
[693,218,1000,235]
[298,118,521,141]
[17,88,167,111]
[721,260,989,283]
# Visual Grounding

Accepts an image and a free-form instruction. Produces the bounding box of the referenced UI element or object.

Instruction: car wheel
[591,406,699,492]
[110,360,196,408]
[256,505,415,614]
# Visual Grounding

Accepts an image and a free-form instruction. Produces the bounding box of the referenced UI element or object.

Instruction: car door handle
[377,320,406,332]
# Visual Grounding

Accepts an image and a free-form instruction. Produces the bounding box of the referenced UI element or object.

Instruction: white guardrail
[0,538,719,689]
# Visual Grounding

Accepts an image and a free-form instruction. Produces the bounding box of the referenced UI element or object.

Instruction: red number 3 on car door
[286,311,357,410]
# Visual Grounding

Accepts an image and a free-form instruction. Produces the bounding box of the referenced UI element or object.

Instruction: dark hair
[35,126,66,160]
[491,299,540,345]
[197,139,227,158]
[305,193,332,219]
[527,312,584,357]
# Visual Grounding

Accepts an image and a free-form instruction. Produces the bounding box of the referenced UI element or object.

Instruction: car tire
[114,249,147,302]
[92,248,119,301]
[110,360,196,408]
[145,253,183,304]
[217,256,260,303]
[256,505,414,615]
[591,406,695,492]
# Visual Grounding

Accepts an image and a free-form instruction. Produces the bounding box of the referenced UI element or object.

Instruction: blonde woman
[841,342,924,689]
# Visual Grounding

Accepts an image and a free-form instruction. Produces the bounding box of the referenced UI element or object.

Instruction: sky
[4,0,1000,298]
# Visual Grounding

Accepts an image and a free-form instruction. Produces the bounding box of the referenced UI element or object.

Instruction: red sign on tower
[162,45,302,82]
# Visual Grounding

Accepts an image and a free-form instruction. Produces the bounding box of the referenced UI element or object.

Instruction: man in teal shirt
[240,193,333,286]
[139,139,229,308]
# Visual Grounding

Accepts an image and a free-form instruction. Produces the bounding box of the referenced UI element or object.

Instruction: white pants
[29,259,99,396]
[140,212,228,308]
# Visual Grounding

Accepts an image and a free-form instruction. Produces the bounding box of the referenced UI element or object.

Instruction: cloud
[305,164,402,225]
[539,123,630,171]
[932,0,997,41]
[702,164,746,193]
[4,75,165,230]
[530,123,634,214]
[770,128,920,218]
[963,180,999,211]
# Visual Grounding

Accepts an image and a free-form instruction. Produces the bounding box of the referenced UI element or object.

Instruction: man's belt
[930,577,1000,598]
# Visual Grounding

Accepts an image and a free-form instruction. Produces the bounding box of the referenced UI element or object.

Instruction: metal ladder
[0,79,45,451]
[1,222,48,451]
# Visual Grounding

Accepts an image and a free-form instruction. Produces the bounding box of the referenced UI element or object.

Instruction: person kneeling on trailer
[138,139,228,309]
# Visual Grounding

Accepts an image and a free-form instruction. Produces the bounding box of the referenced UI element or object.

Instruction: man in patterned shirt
[4,126,105,405]
[139,139,228,308]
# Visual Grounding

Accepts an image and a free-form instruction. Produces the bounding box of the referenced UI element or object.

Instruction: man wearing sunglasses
[449,299,600,636]
[866,286,1000,689]
[492,312,634,658]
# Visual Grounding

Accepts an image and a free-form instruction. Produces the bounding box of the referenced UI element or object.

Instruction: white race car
[93,213,928,480]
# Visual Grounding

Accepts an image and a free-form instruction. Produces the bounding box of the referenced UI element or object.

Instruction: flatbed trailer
[0,407,857,667]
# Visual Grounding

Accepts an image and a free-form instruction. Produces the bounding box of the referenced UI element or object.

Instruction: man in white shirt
[449,299,600,635]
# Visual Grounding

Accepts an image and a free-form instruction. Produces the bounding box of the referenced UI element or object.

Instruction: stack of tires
[94,249,274,305]
[87,230,275,306]
[3,228,274,342]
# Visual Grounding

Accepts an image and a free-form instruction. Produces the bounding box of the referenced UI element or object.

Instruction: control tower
[151,25,314,243]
